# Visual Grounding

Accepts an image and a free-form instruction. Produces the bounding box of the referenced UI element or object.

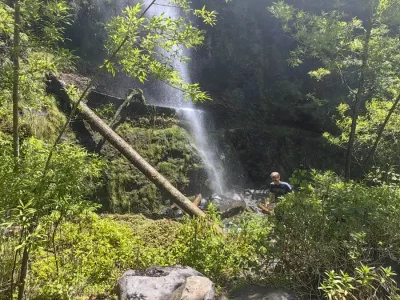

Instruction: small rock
[199,198,208,210]
[158,206,183,221]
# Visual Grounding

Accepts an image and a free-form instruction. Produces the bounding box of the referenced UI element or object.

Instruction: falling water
[143,0,225,194]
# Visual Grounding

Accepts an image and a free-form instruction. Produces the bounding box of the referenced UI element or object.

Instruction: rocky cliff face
[83,91,212,214]
[62,0,347,202]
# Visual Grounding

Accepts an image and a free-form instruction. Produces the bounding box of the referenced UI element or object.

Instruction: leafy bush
[24,208,271,299]
[320,264,399,300]
[0,137,102,299]
[266,170,400,297]
[29,214,147,299]
[171,206,272,285]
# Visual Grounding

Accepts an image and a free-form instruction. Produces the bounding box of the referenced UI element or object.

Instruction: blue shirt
[269,181,292,199]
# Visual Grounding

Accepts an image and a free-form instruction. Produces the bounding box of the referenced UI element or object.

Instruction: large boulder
[208,192,247,218]
[242,189,271,214]
[230,285,297,300]
[116,266,215,300]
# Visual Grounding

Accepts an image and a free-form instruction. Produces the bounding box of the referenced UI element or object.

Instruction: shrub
[29,214,144,299]
[320,264,399,300]
[266,170,400,297]
[0,137,102,299]
[171,206,273,285]
[25,208,272,299]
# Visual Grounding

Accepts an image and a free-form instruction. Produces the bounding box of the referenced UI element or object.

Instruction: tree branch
[43,0,157,173]
[363,93,400,170]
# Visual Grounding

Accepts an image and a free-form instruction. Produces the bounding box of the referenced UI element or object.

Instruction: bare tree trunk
[12,0,21,159]
[10,225,25,298]
[363,93,400,169]
[345,23,372,180]
[80,101,206,217]
[17,245,29,300]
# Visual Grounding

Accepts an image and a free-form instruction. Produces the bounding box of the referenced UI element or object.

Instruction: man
[269,172,292,203]
[258,172,292,214]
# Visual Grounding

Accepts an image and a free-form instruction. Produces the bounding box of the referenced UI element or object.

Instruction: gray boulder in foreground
[116,266,215,300]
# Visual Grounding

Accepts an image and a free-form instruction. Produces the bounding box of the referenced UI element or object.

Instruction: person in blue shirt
[259,172,293,214]
[269,172,292,204]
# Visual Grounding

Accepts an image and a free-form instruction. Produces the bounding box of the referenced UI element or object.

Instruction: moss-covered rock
[93,107,208,214]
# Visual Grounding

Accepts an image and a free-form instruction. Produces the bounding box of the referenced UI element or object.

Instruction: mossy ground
[21,211,266,299]
[25,213,183,299]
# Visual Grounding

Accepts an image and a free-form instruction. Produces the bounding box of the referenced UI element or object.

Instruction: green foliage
[105,1,214,102]
[0,0,75,66]
[366,166,400,186]
[171,206,272,284]
[22,0,73,48]
[0,3,13,36]
[0,137,102,298]
[29,214,145,299]
[0,226,19,299]
[193,6,217,26]
[26,213,184,299]
[320,264,399,300]
[0,0,76,143]
[24,211,270,298]
[309,68,331,82]
[0,1,84,295]
[269,0,400,174]
[324,97,400,168]
[266,170,400,296]
[5,168,400,299]
[94,103,116,122]
[0,138,102,217]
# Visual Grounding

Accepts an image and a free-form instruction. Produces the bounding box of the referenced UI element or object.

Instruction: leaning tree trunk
[363,93,400,169]
[345,23,372,180]
[79,101,206,217]
[12,0,21,159]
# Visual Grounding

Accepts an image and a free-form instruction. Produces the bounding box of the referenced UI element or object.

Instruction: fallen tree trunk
[79,101,206,217]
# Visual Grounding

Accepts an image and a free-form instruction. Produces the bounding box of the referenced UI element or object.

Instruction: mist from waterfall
[143,0,225,194]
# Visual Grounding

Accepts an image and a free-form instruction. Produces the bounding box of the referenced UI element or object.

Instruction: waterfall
[142,0,225,194]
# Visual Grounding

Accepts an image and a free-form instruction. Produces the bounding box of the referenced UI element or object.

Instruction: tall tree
[345,14,373,180]
[12,0,20,159]
[269,0,400,178]
[0,1,75,297]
